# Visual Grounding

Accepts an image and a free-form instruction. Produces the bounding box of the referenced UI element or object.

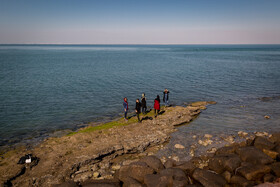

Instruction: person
[141,93,147,114]
[135,99,141,122]
[154,95,160,118]
[123,97,128,121]
[163,88,170,107]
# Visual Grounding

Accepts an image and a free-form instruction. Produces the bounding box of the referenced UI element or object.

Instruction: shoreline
[0,101,212,186]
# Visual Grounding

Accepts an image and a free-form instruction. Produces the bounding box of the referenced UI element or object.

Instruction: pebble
[204,134,213,139]
[174,144,185,149]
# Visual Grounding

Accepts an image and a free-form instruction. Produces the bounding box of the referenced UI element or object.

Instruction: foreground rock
[0,104,205,186]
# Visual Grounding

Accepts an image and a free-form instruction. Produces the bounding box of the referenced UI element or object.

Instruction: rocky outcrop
[0,104,204,187]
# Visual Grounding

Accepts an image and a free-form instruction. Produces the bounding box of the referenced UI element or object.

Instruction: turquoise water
[1,45,280,148]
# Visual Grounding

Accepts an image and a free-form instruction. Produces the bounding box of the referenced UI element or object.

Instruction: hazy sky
[0,0,280,44]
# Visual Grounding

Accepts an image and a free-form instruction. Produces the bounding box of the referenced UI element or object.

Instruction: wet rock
[223,135,235,144]
[263,174,277,183]
[230,175,254,187]
[208,154,240,174]
[254,136,275,150]
[270,132,280,144]
[81,179,121,187]
[255,132,269,137]
[262,149,279,159]
[164,159,176,169]
[123,177,144,187]
[215,146,236,155]
[174,144,185,149]
[270,162,280,177]
[118,162,154,183]
[207,147,217,154]
[73,171,93,182]
[264,115,270,119]
[174,161,196,175]
[198,139,213,146]
[160,168,188,185]
[192,168,227,187]
[144,174,173,187]
[204,134,213,139]
[238,131,249,138]
[238,146,274,165]
[222,171,231,183]
[236,162,271,181]
[140,156,164,173]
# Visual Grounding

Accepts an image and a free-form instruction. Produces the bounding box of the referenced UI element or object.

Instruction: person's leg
[137,113,141,122]
[154,109,157,117]
[124,111,127,120]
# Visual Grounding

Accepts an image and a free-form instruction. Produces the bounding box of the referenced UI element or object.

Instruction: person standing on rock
[135,99,142,122]
[163,88,170,107]
[154,95,160,118]
[141,93,147,114]
[123,97,128,121]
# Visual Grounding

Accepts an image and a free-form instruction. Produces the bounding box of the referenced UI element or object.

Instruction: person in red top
[154,95,160,118]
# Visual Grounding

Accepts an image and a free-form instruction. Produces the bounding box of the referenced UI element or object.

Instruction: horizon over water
[1,44,280,151]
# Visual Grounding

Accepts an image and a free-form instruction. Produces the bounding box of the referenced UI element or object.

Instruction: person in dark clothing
[154,95,160,118]
[123,97,128,121]
[135,99,141,122]
[141,93,147,114]
[163,88,170,107]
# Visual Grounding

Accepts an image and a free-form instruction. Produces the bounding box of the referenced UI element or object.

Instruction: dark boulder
[236,162,271,181]
[144,174,173,187]
[215,146,236,155]
[174,161,196,175]
[160,168,188,183]
[230,175,254,187]
[118,162,154,183]
[254,136,275,150]
[81,179,121,187]
[208,154,241,174]
[270,132,280,144]
[140,156,164,173]
[237,146,274,165]
[164,159,176,169]
[270,162,280,177]
[192,168,227,187]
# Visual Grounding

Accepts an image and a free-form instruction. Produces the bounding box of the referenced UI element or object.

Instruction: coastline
[0,101,211,186]
[1,101,279,186]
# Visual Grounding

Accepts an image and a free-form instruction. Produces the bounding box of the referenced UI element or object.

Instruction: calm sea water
[1,45,280,149]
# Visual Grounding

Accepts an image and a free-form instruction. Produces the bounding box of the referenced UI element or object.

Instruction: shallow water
[0,44,280,149]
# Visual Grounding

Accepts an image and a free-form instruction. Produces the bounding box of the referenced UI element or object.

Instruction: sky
[0,0,280,44]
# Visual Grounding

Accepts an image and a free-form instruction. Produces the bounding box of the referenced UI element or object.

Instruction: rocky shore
[0,101,214,187]
[1,101,279,187]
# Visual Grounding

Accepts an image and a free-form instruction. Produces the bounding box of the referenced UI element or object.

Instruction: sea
[1,44,280,152]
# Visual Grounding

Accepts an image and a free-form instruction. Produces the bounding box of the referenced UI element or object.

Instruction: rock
[160,168,188,184]
[204,134,213,139]
[144,174,173,187]
[263,149,279,159]
[207,147,217,154]
[270,162,280,177]
[123,177,144,187]
[254,136,275,150]
[237,146,274,165]
[192,135,197,139]
[73,171,93,182]
[222,171,231,183]
[264,115,270,119]
[270,133,280,144]
[93,172,100,178]
[255,132,269,137]
[223,135,235,144]
[164,159,176,169]
[208,154,240,174]
[230,175,254,187]
[215,146,236,155]
[192,168,227,187]
[236,162,271,181]
[53,181,78,187]
[140,156,164,173]
[81,179,121,187]
[174,161,196,175]
[111,165,121,171]
[263,174,277,183]
[198,139,213,146]
[118,162,154,183]
[238,131,249,138]
[174,144,185,149]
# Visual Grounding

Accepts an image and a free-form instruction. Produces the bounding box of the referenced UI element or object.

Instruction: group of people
[123,89,170,122]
